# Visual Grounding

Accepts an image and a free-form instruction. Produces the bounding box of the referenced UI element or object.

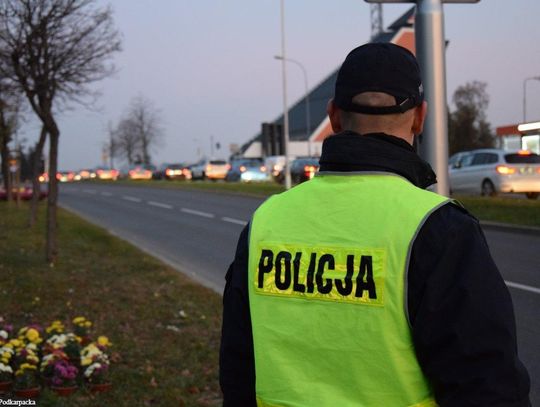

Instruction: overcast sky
[16,0,540,170]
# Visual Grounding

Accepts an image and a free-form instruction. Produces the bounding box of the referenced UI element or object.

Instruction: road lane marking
[101,192,113,197]
[181,208,215,218]
[122,195,142,203]
[148,201,173,209]
[83,189,96,194]
[222,217,247,226]
[505,280,540,295]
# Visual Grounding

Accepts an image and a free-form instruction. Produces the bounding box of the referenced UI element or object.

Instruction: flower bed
[0,317,113,399]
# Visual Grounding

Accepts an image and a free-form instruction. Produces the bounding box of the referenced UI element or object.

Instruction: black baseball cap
[334,43,424,115]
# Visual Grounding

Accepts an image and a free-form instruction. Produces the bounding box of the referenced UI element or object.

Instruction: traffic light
[261,122,284,156]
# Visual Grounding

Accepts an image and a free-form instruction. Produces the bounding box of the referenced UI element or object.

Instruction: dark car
[226,159,270,182]
[154,163,192,180]
[290,157,320,184]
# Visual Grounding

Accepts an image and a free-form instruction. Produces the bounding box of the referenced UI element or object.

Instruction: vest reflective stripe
[248,174,448,407]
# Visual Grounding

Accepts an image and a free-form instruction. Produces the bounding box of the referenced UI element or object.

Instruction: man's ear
[411,101,427,135]
[327,99,343,133]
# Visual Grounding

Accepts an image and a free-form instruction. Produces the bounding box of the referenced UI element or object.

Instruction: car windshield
[504,153,540,164]
[210,160,227,165]
[167,164,185,169]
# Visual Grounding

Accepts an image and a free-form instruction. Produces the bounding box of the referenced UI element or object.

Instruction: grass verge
[455,195,540,228]
[102,179,285,197]
[0,203,222,406]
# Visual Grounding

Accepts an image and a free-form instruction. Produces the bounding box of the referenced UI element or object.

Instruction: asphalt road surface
[59,182,540,403]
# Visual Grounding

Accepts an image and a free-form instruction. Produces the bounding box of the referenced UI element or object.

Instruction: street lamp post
[523,76,540,122]
[279,0,292,190]
[274,55,312,156]
[365,0,480,197]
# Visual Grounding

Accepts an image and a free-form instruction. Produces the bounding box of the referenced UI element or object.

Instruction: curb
[480,221,540,236]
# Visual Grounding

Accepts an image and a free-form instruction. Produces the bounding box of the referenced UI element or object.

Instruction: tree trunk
[29,126,47,227]
[46,119,60,263]
[0,134,11,202]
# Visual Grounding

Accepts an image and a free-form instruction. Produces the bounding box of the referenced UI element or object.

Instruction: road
[59,182,540,403]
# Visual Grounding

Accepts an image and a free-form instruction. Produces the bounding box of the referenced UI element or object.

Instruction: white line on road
[181,208,215,218]
[82,189,96,194]
[101,192,113,197]
[122,195,142,203]
[222,217,247,226]
[505,280,540,295]
[148,201,173,209]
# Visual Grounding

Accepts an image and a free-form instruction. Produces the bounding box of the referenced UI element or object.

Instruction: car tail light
[517,150,531,155]
[537,167,540,174]
[56,173,62,180]
[226,164,231,170]
[240,166,246,172]
[129,170,135,176]
[260,166,266,172]
[112,170,119,176]
[166,169,173,176]
[496,165,516,175]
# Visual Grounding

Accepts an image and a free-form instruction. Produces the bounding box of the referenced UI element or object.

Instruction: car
[0,186,47,201]
[57,171,75,183]
[290,157,320,184]
[190,159,229,181]
[128,165,155,180]
[154,163,192,180]
[226,159,270,182]
[449,148,540,199]
[264,155,298,183]
[78,169,97,180]
[95,167,119,181]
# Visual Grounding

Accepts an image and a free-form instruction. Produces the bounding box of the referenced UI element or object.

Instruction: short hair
[339,92,415,132]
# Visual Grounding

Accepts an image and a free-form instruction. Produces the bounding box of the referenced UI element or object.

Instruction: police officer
[220,43,530,407]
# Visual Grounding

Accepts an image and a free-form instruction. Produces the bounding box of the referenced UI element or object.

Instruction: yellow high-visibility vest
[249,173,450,407]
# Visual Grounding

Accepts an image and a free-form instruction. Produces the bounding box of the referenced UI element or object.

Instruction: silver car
[449,148,540,199]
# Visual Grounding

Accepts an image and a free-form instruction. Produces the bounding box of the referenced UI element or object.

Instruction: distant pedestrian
[220,43,531,407]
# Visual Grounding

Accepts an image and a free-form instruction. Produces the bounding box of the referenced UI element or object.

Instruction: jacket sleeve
[219,224,257,407]
[408,204,531,407]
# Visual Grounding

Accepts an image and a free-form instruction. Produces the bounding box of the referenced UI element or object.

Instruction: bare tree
[0,84,22,202]
[0,0,121,262]
[112,117,139,166]
[111,96,164,167]
[125,95,164,166]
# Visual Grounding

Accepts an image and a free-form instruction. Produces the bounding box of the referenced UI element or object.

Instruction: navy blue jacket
[220,132,531,407]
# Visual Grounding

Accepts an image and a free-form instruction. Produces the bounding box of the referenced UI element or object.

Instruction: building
[241,8,416,159]
[496,121,540,154]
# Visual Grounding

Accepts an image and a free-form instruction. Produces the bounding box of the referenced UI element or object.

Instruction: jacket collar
[318,131,437,189]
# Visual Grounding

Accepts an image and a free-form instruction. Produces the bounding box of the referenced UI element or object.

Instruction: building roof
[241,7,416,154]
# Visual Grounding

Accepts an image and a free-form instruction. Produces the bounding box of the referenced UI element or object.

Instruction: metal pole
[415,0,449,196]
[275,56,311,156]
[280,0,291,190]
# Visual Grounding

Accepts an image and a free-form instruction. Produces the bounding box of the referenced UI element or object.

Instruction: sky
[15,0,540,170]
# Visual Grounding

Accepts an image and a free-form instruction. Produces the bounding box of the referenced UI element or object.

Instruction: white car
[449,148,540,199]
[190,159,229,181]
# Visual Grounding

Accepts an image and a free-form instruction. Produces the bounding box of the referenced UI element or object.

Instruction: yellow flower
[81,357,92,366]
[84,321,92,328]
[26,328,40,343]
[73,317,86,324]
[20,363,37,371]
[9,339,21,348]
[97,336,111,347]
[1,358,8,364]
